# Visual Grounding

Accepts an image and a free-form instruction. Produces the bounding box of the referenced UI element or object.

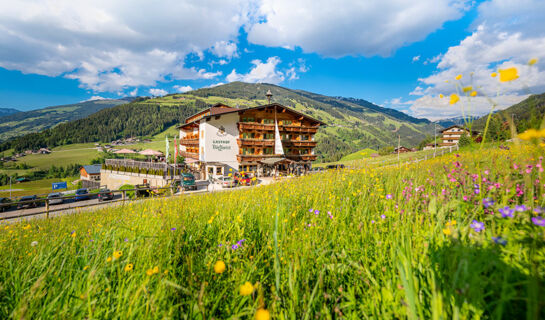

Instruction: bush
[458,134,472,147]
[119,184,135,199]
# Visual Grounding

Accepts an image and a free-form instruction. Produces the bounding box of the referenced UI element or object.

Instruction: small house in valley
[439,125,478,147]
[80,164,102,182]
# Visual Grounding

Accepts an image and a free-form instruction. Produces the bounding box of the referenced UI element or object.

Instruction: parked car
[234,173,252,186]
[47,192,64,205]
[98,188,114,201]
[217,176,236,188]
[180,173,197,190]
[75,188,90,201]
[326,164,345,170]
[17,195,38,209]
[0,197,13,212]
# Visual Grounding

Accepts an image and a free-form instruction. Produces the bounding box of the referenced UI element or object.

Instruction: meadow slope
[0,143,544,319]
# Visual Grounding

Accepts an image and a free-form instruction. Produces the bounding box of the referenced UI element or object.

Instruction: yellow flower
[146,268,154,276]
[214,260,226,274]
[439,94,444,98]
[83,266,90,271]
[470,91,477,97]
[124,263,134,272]
[462,86,473,92]
[113,250,123,260]
[498,67,519,82]
[239,281,254,296]
[445,220,456,227]
[106,256,112,262]
[449,94,460,105]
[528,58,538,66]
[518,129,539,140]
[70,232,76,238]
[443,228,452,236]
[255,309,270,320]
[455,74,462,80]
[152,266,159,274]
[491,72,497,77]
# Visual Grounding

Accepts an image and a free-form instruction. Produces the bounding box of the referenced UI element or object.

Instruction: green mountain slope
[1,82,437,162]
[472,93,545,140]
[0,99,130,142]
[0,108,20,118]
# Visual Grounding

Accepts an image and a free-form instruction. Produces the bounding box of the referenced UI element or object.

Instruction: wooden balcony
[237,153,317,163]
[237,122,318,134]
[180,138,199,146]
[237,139,275,147]
[282,140,317,147]
[181,151,199,159]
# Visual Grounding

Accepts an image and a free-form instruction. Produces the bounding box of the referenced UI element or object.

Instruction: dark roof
[178,103,326,129]
[82,164,102,175]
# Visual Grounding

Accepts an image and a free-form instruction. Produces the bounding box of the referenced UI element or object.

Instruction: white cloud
[149,88,168,96]
[0,0,248,92]
[226,57,286,83]
[407,0,545,119]
[81,96,107,102]
[412,55,421,62]
[210,41,238,59]
[129,88,138,97]
[247,0,468,57]
[173,85,193,93]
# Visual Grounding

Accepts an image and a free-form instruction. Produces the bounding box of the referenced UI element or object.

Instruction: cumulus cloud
[129,88,138,97]
[407,0,545,119]
[173,85,193,93]
[226,57,286,83]
[149,88,168,96]
[247,0,468,57]
[210,41,239,59]
[0,0,248,92]
[81,96,107,102]
[412,55,421,62]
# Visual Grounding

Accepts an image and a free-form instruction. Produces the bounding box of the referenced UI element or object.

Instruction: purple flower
[309,208,313,213]
[380,214,386,219]
[371,220,375,224]
[170,227,176,231]
[473,184,480,189]
[498,206,514,218]
[474,188,480,195]
[534,207,544,214]
[470,220,485,232]
[514,205,528,212]
[124,238,129,242]
[232,244,239,250]
[386,194,393,200]
[482,198,495,208]
[218,243,223,247]
[314,210,320,215]
[532,217,545,227]
[492,236,507,246]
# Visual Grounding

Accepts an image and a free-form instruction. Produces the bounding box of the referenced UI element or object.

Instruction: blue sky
[0,0,543,120]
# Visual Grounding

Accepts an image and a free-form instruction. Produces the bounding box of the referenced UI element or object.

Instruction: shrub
[119,184,135,199]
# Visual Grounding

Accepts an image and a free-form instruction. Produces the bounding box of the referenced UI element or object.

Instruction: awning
[185,158,199,164]
[259,157,292,165]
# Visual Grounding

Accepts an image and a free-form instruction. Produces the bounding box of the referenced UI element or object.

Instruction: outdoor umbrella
[139,149,164,162]
[113,148,137,159]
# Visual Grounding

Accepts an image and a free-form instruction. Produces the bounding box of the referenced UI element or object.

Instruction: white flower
[31,241,38,247]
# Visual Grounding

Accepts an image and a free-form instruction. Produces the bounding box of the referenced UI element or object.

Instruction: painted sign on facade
[201,113,239,169]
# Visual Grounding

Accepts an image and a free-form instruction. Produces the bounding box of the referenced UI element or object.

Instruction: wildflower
[113,251,123,260]
[514,205,528,212]
[308,208,313,213]
[499,206,514,218]
[214,261,226,274]
[442,228,452,236]
[462,86,473,92]
[146,267,160,276]
[455,74,462,80]
[439,94,444,98]
[371,220,375,224]
[449,94,460,105]
[170,227,176,231]
[470,220,485,232]
[232,244,239,250]
[386,194,392,199]
[492,236,507,246]
[518,129,539,140]
[314,210,319,215]
[380,214,386,219]
[239,281,254,296]
[255,308,270,320]
[446,220,457,227]
[124,263,134,272]
[30,241,38,247]
[70,231,76,238]
[491,72,497,77]
[532,217,545,227]
[528,58,538,65]
[83,265,90,271]
[106,256,112,262]
[470,90,477,97]
[482,198,494,208]
[498,67,519,82]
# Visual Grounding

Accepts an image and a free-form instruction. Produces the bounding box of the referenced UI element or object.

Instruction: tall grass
[0,143,544,318]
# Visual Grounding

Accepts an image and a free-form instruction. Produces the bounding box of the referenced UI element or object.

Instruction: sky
[0,0,544,120]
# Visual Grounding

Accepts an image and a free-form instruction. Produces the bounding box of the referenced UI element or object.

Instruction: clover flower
[470,220,485,232]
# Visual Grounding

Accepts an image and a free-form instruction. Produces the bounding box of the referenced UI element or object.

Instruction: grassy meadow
[0,142,544,318]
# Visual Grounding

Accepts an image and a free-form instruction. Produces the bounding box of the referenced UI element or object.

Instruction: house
[394,146,412,153]
[80,164,102,182]
[439,125,478,147]
[423,143,438,150]
[178,101,325,179]
[38,148,51,154]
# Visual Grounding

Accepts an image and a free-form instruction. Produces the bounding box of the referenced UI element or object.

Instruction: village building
[178,102,325,179]
[439,125,478,147]
[393,146,412,153]
[80,164,102,182]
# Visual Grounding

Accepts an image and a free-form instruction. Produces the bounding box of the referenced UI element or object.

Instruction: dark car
[17,195,38,209]
[98,188,114,201]
[47,192,64,205]
[75,188,90,201]
[0,197,13,212]
[181,173,197,190]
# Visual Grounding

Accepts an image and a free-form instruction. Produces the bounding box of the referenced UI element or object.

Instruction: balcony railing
[237,122,318,133]
[282,140,317,147]
[104,159,172,171]
[237,154,317,162]
[237,139,275,147]
[180,138,199,146]
[181,151,199,159]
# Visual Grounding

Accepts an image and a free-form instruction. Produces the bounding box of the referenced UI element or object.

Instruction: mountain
[436,116,479,128]
[472,93,545,140]
[0,99,132,142]
[0,108,20,118]
[1,82,437,162]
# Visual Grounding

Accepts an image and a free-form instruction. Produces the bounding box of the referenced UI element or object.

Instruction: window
[216,167,223,175]
[264,133,274,139]
[242,132,255,139]
[208,167,214,175]
[264,148,273,154]
[282,120,292,125]
[301,135,309,141]
[241,117,255,122]
[243,148,255,155]
[262,119,274,124]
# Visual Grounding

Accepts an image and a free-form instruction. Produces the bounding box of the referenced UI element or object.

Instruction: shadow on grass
[430,240,544,319]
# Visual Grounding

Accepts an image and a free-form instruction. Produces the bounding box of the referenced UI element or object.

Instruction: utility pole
[9,176,12,200]
[434,122,437,158]
[397,135,400,165]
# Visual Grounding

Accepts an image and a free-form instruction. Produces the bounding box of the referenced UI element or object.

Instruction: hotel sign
[212,139,231,151]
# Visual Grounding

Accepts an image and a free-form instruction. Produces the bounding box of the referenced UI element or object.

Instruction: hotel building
[178,102,325,179]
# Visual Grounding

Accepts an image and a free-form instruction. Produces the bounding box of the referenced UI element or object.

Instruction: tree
[458,133,472,147]
[378,146,395,155]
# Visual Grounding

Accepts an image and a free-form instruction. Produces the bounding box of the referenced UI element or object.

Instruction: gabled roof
[82,164,102,175]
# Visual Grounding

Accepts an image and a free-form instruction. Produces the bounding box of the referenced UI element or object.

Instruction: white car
[216,176,236,188]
